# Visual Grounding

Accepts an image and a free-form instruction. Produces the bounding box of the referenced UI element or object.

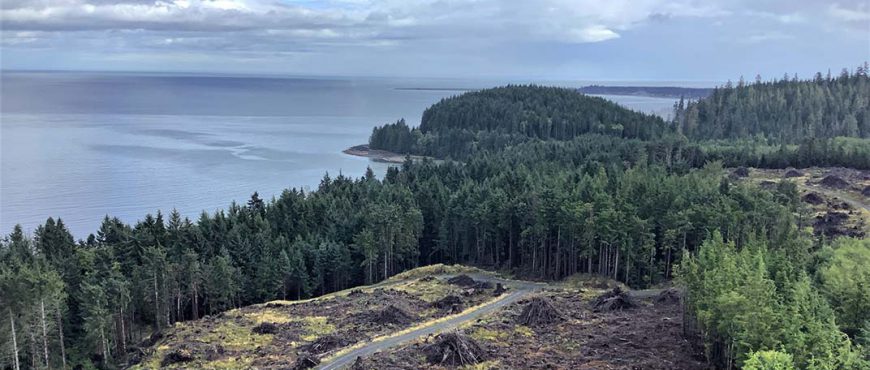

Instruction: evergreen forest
[2,66,869,369]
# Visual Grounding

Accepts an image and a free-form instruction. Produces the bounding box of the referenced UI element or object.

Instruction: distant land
[395,87,478,92]
[398,85,713,99]
[578,85,713,99]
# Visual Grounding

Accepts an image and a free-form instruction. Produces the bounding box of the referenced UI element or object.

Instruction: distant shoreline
[578,85,713,99]
[343,144,409,164]
[395,87,479,92]
[396,85,712,99]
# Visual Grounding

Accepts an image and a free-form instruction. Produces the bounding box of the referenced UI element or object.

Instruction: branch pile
[366,304,416,326]
[493,283,507,296]
[820,175,849,189]
[252,322,279,334]
[298,334,352,355]
[161,346,194,366]
[292,354,320,370]
[424,332,487,367]
[517,296,563,326]
[432,294,464,312]
[655,288,681,304]
[784,168,803,178]
[447,274,477,286]
[592,287,637,312]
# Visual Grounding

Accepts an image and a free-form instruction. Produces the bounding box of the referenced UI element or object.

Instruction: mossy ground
[388,263,486,281]
[198,320,274,349]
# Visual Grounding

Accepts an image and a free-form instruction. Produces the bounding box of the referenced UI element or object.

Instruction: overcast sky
[1,0,868,81]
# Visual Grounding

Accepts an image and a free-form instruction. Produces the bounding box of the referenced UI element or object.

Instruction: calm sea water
[0,72,680,237]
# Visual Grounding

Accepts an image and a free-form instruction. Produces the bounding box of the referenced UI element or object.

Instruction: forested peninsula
[2,65,869,370]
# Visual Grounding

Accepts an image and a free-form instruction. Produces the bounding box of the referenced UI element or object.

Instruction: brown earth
[350,290,706,369]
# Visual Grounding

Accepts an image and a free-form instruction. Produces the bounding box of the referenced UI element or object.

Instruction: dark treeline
[368,118,418,154]
[701,136,870,170]
[674,63,870,142]
[2,81,868,369]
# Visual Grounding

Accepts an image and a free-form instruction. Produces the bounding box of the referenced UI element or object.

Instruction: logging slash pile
[656,288,681,304]
[447,274,477,286]
[516,296,563,326]
[592,287,637,312]
[424,332,487,367]
[298,334,352,355]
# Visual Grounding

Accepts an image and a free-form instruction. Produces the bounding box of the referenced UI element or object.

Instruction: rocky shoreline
[343,144,409,164]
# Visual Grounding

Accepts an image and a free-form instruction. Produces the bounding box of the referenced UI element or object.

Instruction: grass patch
[514,325,534,337]
[131,345,168,370]
[391,279,452,303]
[299,316,335,341]
[199,357,254,369]
[198,321,273,350]
[470,327,508,345]
[245,309,292,324]
[461,360,501,370]
[389,264,484,281]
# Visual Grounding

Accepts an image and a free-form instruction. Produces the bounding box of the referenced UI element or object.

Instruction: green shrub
[817,238,870,336]
[744,350,795,370]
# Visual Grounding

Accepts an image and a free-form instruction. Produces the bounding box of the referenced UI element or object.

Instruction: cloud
[565,26,620,43]
[1,0,363,32]
[742,31,795,44]
[828,2,870,22]
[1,0,722,40]
[0,0,866,79]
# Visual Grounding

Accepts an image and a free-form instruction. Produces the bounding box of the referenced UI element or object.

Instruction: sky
[1,0,869,81]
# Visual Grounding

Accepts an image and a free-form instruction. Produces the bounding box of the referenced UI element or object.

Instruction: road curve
[317,275,544,370]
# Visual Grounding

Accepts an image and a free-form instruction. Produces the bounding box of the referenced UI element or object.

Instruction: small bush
[743,350,795,370]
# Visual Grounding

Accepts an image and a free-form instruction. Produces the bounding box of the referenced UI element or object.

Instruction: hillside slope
[130,266,703,370]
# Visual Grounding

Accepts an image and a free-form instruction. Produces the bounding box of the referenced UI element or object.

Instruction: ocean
[0,72,682,237]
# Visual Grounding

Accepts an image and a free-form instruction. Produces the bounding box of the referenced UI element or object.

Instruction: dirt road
[317,275,545,370]
[809,184,870,212]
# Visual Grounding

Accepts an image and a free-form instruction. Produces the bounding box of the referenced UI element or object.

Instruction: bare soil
[351,290,706,369]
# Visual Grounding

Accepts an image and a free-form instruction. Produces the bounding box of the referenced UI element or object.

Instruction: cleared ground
[347,286,704,369]
[130,266,704,370]
[738,167,869,238]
